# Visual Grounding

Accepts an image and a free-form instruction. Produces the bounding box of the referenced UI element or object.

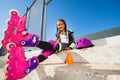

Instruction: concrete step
[0,63,120,80]
[36,63,120,80]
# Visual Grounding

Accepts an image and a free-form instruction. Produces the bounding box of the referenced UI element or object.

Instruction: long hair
[56,19,67,38]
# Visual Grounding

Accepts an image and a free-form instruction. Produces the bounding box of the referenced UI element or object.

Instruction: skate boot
[2,9,40,51]
[37,41,58,63]
[4,47,39,80]
[2,9,20,50]
[41,50,51,58]
[12,16,40,47]
[48,40,59,54]
[25,57,39,74]
[38,40,58,58]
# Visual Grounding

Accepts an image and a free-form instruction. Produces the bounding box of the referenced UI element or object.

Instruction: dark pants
[37,41,53,62]
[36,41,69,62]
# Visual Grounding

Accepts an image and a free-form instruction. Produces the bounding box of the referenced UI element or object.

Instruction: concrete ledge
[1,63,120,80]
[35,63,120,80]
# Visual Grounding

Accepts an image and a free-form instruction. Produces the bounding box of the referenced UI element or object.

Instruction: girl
[56,19,75,51]
[36,19,75,62]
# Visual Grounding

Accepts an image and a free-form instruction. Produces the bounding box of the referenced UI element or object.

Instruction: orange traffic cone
[65,52,74,64]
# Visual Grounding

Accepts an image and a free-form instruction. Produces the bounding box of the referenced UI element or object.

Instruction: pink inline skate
[37,40,58,62]
[2,9,40,80]
[4,47,39,80]
[2,9,40,51]
[48,40,58,53]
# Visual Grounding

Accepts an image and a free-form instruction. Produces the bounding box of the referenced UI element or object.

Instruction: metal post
[41,0,45,41]
[41,0,52,41]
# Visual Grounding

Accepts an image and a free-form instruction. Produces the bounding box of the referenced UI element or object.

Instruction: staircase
[0,35,120,80]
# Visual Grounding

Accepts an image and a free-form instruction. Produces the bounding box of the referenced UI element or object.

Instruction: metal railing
[24,0,52,41]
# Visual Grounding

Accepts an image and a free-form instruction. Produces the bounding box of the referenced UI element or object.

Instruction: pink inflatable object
[2,10,40,51]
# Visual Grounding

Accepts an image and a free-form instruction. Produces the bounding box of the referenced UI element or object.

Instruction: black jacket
[56,30,75,49]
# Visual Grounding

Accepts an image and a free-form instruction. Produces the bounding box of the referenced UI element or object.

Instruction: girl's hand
[65,47,72,50]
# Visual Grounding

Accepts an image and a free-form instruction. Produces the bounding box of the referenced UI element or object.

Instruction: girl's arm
[67,31,75,49]
[56,38,60,43]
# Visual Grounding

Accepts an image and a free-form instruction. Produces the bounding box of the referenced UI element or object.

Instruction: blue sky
[0,0,34,39]
[0,0,120,41]
[46,0,120,41]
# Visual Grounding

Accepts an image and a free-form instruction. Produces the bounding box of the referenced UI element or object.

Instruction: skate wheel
[25,68,31,74]
[4,30,10,35]
[20,40,26,46]
[7,20,13,25]
[6,65,12,71]
[2,28,7,35]
[11,11,18,15]
[1,40,7,44]
[5,19,10,25]
[6,43,16,51]
[9,9,19,16]
[3,64,9,73]
[5,54,10,62]
[22,31,28,35]
[32,36,37,43]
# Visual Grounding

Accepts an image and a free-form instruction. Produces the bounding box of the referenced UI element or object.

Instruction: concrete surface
[0,63,120,80]
[40,35,120,64]
[24,35,120,80]
[36,63,120,80]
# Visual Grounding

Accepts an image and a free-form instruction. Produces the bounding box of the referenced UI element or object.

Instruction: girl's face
[57,20,65,32]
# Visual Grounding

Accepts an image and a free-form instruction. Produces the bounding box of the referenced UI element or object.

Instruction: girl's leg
[37,40,59,62]
[37,50,51,63]
[37,41,52,50]
[37,55,47,62]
